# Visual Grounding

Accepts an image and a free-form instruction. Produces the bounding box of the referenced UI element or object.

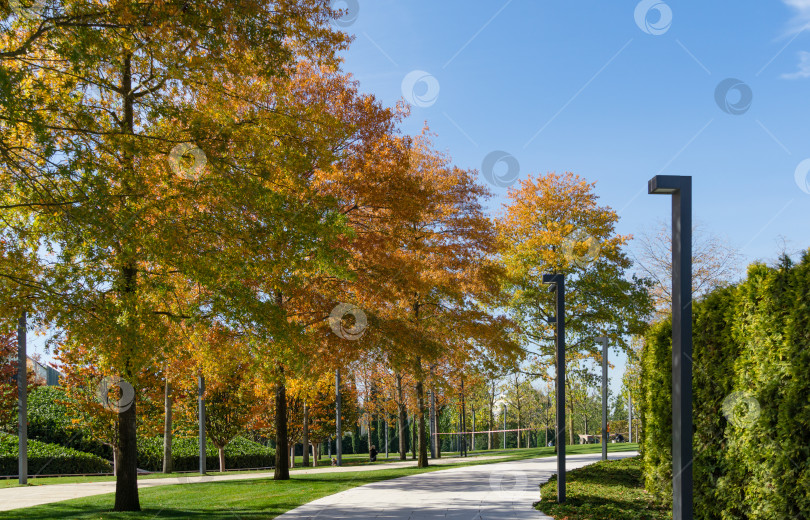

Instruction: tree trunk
[112,51,141,511]
[114,397,140,511]
[302,401,309,467]
[274,377,290,480]
[218,446,225,472]
[411,418,417,460]
[396,373,407,460]
[415,374,429,468]
[113,261,140,511]
[163,381,173,473]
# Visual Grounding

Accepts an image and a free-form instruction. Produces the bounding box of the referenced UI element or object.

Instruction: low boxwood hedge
[138,436,275,472]
[0,432,112,476]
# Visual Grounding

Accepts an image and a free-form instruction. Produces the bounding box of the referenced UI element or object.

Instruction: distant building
[27,357,61,386]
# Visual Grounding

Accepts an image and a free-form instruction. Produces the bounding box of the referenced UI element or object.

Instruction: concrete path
[277,451,638,520]
[0,455,506,512]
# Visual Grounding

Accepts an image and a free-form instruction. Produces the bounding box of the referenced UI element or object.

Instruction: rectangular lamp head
[648,175,690,194]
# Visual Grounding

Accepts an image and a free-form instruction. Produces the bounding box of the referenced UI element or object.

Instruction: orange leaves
[500,171,629,277]
[499,171,653,362]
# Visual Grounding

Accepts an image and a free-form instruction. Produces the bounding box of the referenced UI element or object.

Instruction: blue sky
[334,0,810,398]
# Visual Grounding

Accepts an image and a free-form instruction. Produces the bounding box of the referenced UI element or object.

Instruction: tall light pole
[198,372,205,475]
[649,175,693,520]
[17,312,27,485]
[628,392,633,443]
[543,273,566,503]
[596,336,608,461]
[335,368,342,466]
[502,403,507,450]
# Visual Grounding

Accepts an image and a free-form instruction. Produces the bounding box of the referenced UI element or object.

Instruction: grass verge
[536,456,669,520]
[0,443,637,488]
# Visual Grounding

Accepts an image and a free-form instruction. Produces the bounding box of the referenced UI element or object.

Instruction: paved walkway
[0,455,506,512]
[277,451,638,520]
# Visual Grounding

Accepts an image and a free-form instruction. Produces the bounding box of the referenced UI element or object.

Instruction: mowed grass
[536,456,670,520]
[1,467,440,519]
[0,442,638,488]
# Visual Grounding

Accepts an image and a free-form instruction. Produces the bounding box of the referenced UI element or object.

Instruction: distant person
[369,445,378,462]
[331,457,337,466]
[616,433,625,443]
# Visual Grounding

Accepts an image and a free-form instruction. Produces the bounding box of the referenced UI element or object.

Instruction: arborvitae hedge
[640,253,810,519]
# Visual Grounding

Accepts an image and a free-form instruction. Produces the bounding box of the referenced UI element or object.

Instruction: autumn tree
[498,172,652,447]
[0,0,360,507]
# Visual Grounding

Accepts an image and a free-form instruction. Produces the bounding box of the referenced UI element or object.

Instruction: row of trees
[1,0,653,512]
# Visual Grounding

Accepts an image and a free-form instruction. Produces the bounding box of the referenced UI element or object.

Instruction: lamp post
[198,372,205,475]
[596,336,608,462]
[503,403,506,449]
[17,312,27,485]
[543,273,566,503]
[649,175,693,520]
[335,369,342,466]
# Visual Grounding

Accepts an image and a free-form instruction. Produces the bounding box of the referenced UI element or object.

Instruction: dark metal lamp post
[198,372,206,475]
[596,336,608,462]
[543,273,566,503]
[336,369,342,466]
[649,174,693,520]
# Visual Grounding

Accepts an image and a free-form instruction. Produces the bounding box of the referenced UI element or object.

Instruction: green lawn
[0,442,638,489]
[536,456,670,520]
[1,467,447,520]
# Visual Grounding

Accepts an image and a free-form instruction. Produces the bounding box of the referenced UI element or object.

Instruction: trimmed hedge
[640,252,810,519]
[137,436,275,472]
[27,386,113,459]
[0,432,112,475]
